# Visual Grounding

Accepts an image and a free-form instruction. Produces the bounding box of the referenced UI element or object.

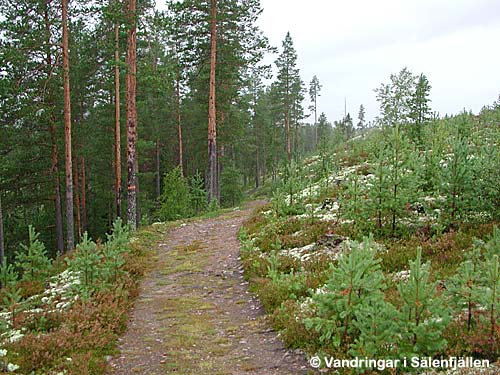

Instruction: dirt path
[109,203,313,375]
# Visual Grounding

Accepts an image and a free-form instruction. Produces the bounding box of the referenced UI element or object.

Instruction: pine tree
[309,75,322,147]
[316,112,331,147]
[113,3,123,218]
[350,296,399,359]
[126,0,138,230]
[439,116,474,227]
[305,236,387,349]
[66,232,100,298]
[447,247,482,331]
[275,32,301,162]
[62,0,76,252]
[367,140,392,230]
[340,172,368,237]
[409,73,432,143]
[483,254,499,350]
[386,126,421,235]
[357,104,366,136]
[15,226,52,281]
[366,126,421,235]
[207,0,218,204]
[397,248,449,356]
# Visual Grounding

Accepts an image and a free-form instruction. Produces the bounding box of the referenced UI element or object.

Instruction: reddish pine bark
[207,0,218,204]
[114,21,122,218]
[80,156,87,232]
[62,0,75,250]
[126,0,138,230]
[45,0,64,254]
[176,72,184,176]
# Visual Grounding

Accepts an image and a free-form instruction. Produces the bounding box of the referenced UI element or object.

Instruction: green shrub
[189,171,208,213]
[157,167,191,221]
[15,225,52,282]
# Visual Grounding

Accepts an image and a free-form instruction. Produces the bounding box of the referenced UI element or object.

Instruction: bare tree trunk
[255,118,260,188]
[294,107,298,159]
[80,156,87,231]
[155,138,161,198]
[62,0,74,251]
[285,100,291,162]
[114,21,122,219]
[207,0,218,204]
[134,155,141,225]
[44,0,64,255]
[314,94,318,147]
[255,141,260,188]
[262,139,267,184]
[73,155,82,241]
[50,123,64,255]
[176,74,184,176]
[0,195,4,266]
[126,0,138,230]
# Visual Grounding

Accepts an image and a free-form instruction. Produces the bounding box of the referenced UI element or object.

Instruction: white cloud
[258,0,500,122]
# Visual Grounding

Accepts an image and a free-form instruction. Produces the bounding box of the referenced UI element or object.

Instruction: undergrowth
[0,220,163,375]
[239,117,500,373]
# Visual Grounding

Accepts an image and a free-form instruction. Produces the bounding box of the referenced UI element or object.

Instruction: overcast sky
[158,0,500,123]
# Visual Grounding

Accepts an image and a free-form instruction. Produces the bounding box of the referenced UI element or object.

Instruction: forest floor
[109,201,316,375]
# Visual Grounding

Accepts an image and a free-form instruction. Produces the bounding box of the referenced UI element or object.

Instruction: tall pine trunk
[0,195,4,266]
[176,72,184,176]
[114,21,122,219]
[44,1,64,255]
[293,106,299,160]
[126,0,138,230]
[155,138,161,198]
[50,123,64,255]
[255,141,260,188]
[313,95,318,147]
[207,0,218,204]
[80,156,87,231]
[62,0,74,251]
[254,114,260,188]
[262,139,267,184]
[285,109,291,162]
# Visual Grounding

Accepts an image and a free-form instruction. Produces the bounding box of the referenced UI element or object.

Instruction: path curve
[109,202,312,375]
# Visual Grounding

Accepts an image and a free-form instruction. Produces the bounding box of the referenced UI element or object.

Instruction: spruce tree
[157,167,191,221]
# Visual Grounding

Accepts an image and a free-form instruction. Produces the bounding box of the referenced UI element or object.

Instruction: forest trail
[109,202,313,375]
